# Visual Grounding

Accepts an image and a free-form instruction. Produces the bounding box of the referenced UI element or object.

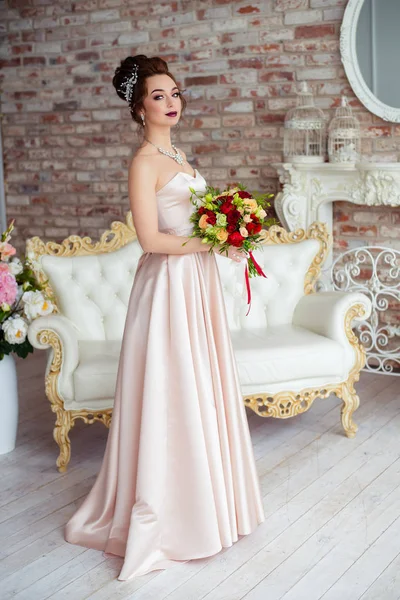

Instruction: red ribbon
[244,251,267,316]
[245,263,251,316]
[249,251,267,278]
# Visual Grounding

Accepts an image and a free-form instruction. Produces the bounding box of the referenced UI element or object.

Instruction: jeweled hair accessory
[119,63,139,104]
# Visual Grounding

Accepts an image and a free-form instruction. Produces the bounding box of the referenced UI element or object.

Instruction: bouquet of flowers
[183,182,277,314]
[0,219,54,361]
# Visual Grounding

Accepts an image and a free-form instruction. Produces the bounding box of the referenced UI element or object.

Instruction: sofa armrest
[27,315,80,403]
[292,291,372,348]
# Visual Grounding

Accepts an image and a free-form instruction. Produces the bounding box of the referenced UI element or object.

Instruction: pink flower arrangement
[0,219,54,360]
[0,263,18,305]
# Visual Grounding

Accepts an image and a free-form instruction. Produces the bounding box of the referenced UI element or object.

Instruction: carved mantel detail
[346,170,400,206]
[273,162,400,244]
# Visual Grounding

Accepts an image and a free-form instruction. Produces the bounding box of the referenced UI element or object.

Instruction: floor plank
[359,551,400,600]
[0,352,398,600]
[160,386,400,600]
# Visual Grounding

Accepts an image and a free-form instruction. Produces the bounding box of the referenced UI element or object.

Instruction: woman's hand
[227,246,247,263]
[213,244,247,263]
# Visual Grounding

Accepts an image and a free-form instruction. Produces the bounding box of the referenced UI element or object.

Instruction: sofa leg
[53,411,73,473]
[339,380,360,438]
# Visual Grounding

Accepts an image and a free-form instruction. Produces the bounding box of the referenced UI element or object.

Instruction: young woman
[64,54,265,581]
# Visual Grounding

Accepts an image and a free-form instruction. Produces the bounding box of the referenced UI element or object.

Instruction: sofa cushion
[67,324,345,411]
[69,340,122,411]
[231,323,346,389]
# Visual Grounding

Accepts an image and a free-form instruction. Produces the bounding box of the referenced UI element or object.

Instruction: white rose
[2,316,28,344]
[239,226,249,238]
[22,290,54,321]
[257,209,267,219]
[243,214,252,223]
[8,258,23,276]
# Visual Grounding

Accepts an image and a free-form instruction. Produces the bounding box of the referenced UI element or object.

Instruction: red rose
[198,207,206,215]
[206,213,216,225]
[247,222,262,235]
[220,202,233,214]
[227,223,236,233]
[228,231,244,247]
[237,191,252,199]
[227,209,241,224]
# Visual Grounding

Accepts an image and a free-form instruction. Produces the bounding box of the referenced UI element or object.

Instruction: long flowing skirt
[64,251,265,580]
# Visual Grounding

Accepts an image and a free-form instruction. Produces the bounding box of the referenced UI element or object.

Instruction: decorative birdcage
[283,82,326,163]
[328,96,361,163]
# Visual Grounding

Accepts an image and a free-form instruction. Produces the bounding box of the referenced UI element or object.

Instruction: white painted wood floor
[0,351,399,600]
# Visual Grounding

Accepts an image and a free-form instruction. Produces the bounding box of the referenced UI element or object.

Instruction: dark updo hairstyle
[112,54,187,127]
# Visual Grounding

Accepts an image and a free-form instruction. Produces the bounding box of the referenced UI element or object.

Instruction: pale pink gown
[64,168,265,580]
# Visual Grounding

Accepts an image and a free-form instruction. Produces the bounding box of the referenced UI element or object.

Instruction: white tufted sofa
[26,216,371,471]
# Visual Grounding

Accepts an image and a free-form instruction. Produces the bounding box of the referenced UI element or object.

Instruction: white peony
[2,316,28,344]
[8,258,23,276]
[22,290,54,321]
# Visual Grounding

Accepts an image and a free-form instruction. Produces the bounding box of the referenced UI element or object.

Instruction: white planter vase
[0,353,19,454]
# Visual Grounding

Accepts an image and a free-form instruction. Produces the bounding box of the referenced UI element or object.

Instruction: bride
[64,53,265,581]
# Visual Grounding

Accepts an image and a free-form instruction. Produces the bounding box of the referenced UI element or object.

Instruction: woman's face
[141,74,182,126]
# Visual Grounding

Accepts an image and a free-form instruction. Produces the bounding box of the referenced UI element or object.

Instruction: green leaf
[0,338,34,359]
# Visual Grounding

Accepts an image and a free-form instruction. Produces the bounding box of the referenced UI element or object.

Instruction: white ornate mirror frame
[340,0,400,123]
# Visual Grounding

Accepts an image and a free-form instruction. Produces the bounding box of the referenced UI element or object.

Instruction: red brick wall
[1,0,399,259]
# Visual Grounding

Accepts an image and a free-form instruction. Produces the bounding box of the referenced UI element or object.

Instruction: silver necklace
[144,137,184,166]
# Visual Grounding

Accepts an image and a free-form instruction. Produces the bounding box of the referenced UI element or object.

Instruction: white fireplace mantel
[272,162,400,263]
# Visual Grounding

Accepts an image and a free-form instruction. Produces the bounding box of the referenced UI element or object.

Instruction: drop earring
[141,113,145,126]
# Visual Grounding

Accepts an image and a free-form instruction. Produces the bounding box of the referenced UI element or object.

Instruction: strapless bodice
[156,168,207,236]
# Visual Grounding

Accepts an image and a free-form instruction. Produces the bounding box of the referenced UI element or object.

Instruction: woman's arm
[128,158,208,255]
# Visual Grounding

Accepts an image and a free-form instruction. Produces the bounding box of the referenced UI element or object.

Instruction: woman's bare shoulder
[128,154,159,191]
[130,150,156,174]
